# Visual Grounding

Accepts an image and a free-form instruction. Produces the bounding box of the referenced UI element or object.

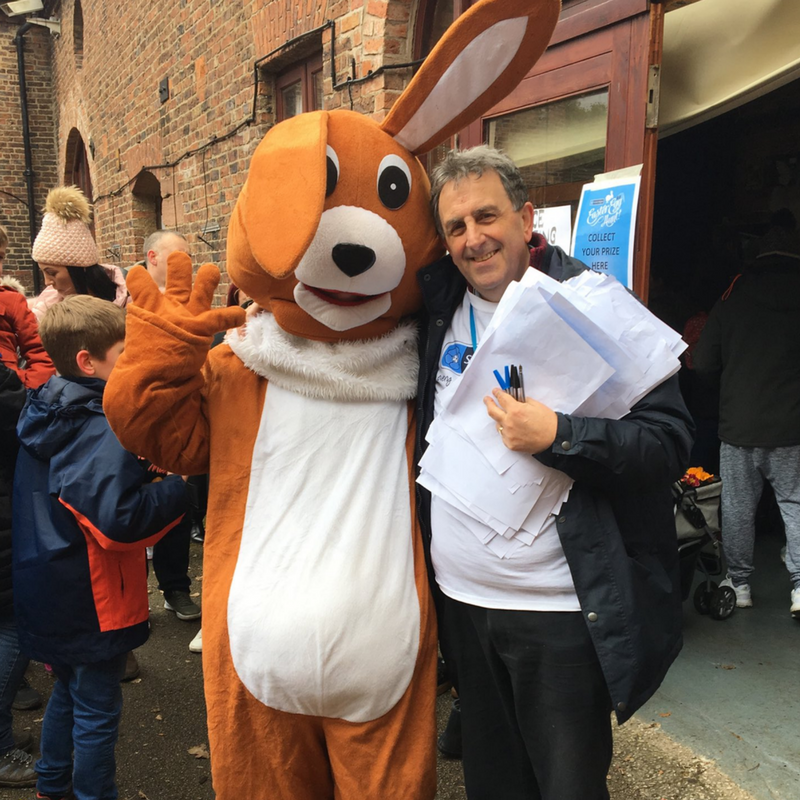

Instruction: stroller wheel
[710,586,736,620]
[693,581,718,615]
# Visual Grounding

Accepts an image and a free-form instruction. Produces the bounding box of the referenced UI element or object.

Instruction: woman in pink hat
[29,186,128,321]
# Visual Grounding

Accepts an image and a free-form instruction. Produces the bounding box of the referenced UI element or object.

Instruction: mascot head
[227,0,561,342]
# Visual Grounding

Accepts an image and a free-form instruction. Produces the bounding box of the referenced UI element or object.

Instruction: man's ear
[521,201,535,240]
[146,249,157,269]
[75,349,95,377]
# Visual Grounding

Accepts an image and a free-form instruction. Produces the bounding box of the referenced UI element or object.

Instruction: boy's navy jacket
[12,375,187,665]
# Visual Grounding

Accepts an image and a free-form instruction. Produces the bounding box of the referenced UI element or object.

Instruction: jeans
[36,653,127,800]
[439,594,612,800]
[0,610,28,753]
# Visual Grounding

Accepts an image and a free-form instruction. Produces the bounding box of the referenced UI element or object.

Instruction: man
[694,211,800,616]
[141,230,201,622]
[415,146,693,800]
[143,230,191,292]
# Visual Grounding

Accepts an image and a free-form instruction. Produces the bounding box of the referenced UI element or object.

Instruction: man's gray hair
[143,229,185,259]
[429,145,528,238]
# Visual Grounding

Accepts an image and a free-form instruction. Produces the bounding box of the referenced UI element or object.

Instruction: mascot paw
[126,252,246,337]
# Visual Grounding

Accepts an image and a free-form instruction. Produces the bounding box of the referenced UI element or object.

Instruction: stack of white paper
[418,268,686,559]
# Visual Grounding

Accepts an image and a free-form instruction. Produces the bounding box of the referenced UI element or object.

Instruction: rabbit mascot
[105,1,560,796]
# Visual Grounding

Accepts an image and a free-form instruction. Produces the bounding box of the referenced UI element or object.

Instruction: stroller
[674,474,736,620]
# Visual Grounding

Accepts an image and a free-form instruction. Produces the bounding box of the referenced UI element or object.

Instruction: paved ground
[0,542,758,800]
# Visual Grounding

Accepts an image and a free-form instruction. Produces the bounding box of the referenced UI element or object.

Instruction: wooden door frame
[451,0,661,300]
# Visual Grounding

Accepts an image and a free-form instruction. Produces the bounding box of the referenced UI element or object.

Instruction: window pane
[421,0,454,58]
[281,81,303,119]
[486,90,609,209]
[312,69,324,111]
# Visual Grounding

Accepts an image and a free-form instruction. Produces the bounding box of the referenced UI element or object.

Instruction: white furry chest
[227,384,420,722]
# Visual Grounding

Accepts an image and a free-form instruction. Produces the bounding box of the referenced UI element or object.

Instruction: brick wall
[38,0,424,302]
[0,21,58,293]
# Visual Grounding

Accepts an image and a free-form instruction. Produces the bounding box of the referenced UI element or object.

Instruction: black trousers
[152,474,207,593]
[439,594,613,800]
[152,514,191,594]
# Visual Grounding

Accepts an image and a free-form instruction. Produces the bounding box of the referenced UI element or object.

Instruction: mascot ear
[381,0,561,156]
[240,111,329,279]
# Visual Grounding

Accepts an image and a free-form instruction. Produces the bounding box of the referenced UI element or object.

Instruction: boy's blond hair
[0,224,8,249]
[39,295,125,378]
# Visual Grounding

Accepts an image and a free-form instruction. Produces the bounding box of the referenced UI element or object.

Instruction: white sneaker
[720,576,753,607]
[189,628,202,653]
[791,588,800,620]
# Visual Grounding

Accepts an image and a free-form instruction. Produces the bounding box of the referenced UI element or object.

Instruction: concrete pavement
[0,542,761,800]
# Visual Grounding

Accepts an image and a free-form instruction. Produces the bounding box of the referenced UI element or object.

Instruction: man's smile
[470,249,499,264]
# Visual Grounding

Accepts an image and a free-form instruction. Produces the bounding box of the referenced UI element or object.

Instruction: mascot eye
[377,155,411,210]
[326,146,340,197]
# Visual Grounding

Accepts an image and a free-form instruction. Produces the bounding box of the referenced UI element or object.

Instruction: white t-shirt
[430,290,580,611]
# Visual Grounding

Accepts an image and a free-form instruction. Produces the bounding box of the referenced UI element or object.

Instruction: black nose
[332,243,376,277]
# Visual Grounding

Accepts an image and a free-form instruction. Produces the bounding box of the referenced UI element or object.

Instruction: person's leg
[69,653,127,800]
[152,515,192,594]
[439,595,540,800]
[763,445,800,588]
[490,609,612,800]
[36,665,76,799]
[719,442,763,586]
[0,613,28,753]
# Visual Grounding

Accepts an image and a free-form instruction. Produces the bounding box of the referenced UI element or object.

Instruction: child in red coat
[0,226,54,389]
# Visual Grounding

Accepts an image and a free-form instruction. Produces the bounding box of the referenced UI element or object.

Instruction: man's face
[147,234,190,291]
[438,170,533,303]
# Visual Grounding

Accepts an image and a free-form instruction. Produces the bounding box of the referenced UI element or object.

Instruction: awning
[660,0,800,136]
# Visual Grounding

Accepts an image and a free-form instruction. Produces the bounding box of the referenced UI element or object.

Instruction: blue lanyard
[469,304,478,351]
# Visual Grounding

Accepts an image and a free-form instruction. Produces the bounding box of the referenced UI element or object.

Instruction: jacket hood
[736,254,800,313]
[17,376,105,461]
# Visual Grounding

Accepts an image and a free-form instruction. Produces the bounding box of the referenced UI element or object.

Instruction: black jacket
[0,365,26,616]
[416,244,694,722]
[693,253,800,447]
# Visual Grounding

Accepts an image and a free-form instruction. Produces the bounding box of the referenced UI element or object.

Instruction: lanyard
[469,304,478,351]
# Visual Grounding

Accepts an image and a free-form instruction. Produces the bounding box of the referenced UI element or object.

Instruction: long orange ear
[239,111,329,279]
[381,0,561,156]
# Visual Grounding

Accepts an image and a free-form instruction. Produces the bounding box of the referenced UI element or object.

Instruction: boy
[12,295,187,800]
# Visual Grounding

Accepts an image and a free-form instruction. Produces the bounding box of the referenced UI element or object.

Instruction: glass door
[457,0,664,300]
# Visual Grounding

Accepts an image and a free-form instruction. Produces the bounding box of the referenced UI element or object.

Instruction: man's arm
[486,375,694,491]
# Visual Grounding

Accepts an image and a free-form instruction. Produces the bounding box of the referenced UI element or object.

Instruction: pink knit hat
[32,186,99,267]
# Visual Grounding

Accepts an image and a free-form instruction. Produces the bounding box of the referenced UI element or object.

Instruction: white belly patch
[227,384,420,722]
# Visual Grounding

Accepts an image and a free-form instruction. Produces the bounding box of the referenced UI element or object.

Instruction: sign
[570,173,641,288]
[532,205,572,252]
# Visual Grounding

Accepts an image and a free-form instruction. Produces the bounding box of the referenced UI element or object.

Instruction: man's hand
[126,251,246,337]
[484,389,558,454]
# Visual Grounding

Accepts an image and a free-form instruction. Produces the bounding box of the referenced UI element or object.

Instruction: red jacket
[0,285,54,388]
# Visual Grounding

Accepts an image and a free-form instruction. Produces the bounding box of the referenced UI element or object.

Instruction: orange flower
[681,466,715,486]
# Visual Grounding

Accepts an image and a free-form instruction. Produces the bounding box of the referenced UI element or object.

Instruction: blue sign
[570,177,641,288]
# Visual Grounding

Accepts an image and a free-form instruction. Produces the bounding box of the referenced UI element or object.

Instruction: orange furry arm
[104,253,245,475]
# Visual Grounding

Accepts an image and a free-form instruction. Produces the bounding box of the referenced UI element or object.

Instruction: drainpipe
[13,21,42,295]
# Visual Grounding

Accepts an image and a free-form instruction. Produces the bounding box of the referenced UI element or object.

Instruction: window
[73,0,84,70]
[276,54,324,121]
[486,89,609,215]
[64,128,93,201]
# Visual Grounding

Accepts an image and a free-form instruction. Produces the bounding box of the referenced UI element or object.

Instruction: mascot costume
[105,1,560,796]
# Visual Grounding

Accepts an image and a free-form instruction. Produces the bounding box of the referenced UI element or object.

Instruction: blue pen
[493,369,508,391]
[504,365,510,389]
